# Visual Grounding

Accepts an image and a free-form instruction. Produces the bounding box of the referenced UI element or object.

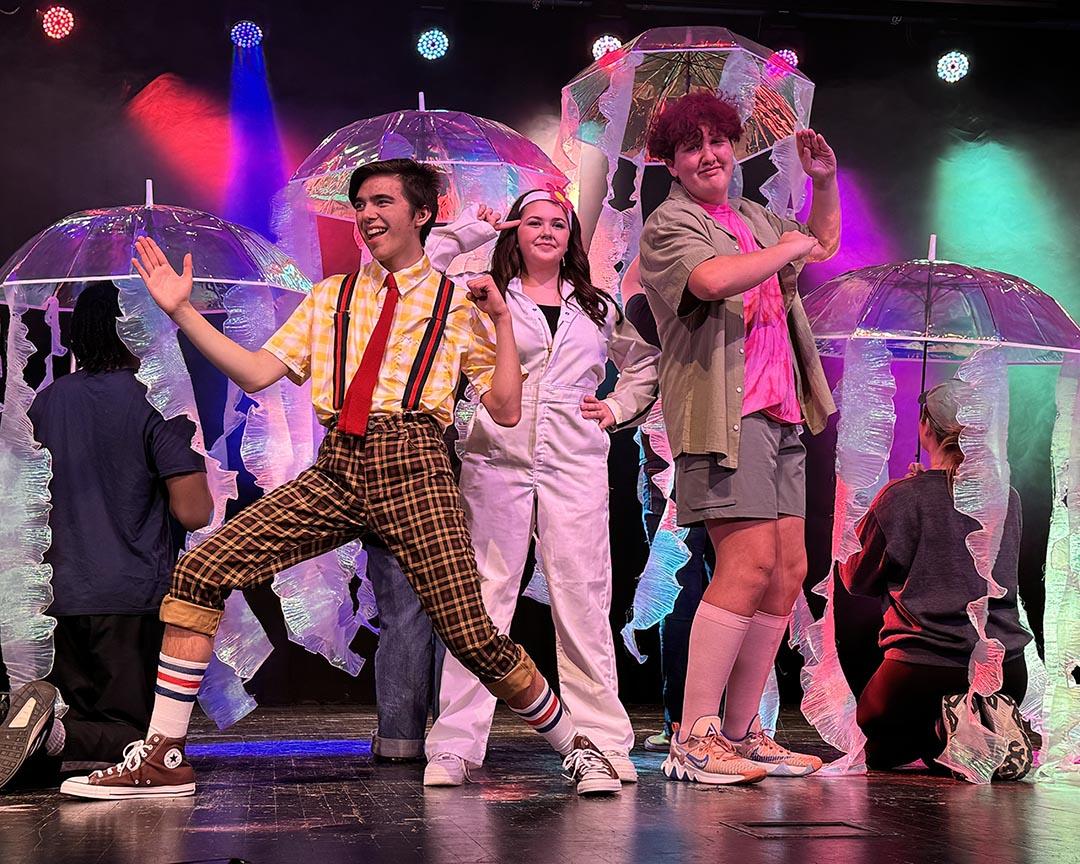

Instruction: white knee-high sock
[510,680,577,755]
[722,610,790,740]
[678,602,752,740]
[148,653,209,740]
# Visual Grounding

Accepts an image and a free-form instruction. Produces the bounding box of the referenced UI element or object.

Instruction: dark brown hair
[489,191,620,329]
[348,159,441,243]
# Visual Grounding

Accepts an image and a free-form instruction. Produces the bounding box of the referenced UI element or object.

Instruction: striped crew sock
[147,653,209,740]
[511,681,577,756]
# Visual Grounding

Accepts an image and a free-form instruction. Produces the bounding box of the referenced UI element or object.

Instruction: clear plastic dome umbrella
[287,93,568,225]
[0,179,311,311]
[803,236,1080,368]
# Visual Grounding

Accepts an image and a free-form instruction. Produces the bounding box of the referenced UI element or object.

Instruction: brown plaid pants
[161,414,534,699]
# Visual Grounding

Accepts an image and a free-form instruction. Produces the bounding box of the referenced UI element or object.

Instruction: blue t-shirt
[29,369,206,616]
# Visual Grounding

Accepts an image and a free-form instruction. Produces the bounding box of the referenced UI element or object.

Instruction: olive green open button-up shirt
[639,182,836,467]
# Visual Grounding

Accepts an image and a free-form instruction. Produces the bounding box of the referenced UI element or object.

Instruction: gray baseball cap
[921,378,970,429]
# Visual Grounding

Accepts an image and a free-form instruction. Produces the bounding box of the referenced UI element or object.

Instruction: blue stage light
[231,20,263,50]
[417,28,450,61]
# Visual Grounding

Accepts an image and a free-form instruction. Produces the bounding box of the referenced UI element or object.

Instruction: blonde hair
[921,405,964,491]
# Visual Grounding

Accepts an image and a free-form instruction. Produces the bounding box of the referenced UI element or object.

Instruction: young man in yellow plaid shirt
[61,159,622,800]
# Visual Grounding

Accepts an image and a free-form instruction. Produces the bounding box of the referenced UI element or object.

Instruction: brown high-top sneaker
[60,734,195,800]
[561,734,622,796]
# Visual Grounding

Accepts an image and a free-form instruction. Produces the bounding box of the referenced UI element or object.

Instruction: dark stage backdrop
[2,2,1078,707]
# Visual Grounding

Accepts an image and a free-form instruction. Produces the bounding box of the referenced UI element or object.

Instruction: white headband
[518,189,575,224]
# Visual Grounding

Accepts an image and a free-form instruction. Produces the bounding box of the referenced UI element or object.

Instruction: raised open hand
[132,236,193,317]
[796,129,837,183]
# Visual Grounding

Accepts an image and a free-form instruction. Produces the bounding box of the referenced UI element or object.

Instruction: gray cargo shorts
[674,412,806,526]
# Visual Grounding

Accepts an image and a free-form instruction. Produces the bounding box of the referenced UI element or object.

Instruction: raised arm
[467,274,522,427]
[133,237,288,394]
[425,204,520,272]
[797,129,841,261]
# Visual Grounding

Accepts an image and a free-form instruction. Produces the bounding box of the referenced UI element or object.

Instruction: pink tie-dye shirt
[697,200,802,424]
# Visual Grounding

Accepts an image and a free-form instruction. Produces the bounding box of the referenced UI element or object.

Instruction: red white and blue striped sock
[511,681,576,756]
[148,653,208,740]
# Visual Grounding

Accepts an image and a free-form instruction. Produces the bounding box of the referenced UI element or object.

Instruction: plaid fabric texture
[262,255,498,429]
[165,415,523,685]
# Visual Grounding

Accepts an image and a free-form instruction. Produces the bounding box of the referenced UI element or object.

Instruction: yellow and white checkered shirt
[263,255,497,429]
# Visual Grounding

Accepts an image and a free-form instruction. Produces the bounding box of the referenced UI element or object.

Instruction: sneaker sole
[642,741,670,753]
[576,777,622,795]
[423,763,467,787]
[422,775,465,787]
[661,756,765,785]
[59,779,195,800]
[979,695,1033,781]
[0,682,57,789]
[755,760,821,778]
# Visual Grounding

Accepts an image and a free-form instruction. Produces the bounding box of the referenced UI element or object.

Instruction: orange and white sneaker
[661,716,766,785]
[727,715,823,777]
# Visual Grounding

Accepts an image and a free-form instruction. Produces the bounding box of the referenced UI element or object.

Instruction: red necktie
[338,273,400,436]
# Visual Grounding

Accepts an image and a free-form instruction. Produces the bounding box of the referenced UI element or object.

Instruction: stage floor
[0,706,1075,864]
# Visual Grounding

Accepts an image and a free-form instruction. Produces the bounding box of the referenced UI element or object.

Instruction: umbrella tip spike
[928,233,937,262]
[145,179,154,209]
[418,91,426,111]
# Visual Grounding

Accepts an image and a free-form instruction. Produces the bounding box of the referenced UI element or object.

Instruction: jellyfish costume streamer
[802,251,1080,781]
[0,182,376,728]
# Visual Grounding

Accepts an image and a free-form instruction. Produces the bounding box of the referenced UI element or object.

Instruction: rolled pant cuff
[160,596,223,637]
[484,650,537,702]
[372,734,425,759]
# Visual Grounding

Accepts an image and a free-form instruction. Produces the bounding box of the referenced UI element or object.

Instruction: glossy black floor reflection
[1,706,1077,864]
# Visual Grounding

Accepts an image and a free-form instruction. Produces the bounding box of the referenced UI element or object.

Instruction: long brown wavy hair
[489,191,621,329]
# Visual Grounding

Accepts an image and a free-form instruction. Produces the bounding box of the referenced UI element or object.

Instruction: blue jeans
[644,513,713,733]
[366,541,435,759]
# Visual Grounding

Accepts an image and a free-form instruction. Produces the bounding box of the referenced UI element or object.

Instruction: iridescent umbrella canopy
[803,258,1080,364]
[289,98,567,224]
[562,26,813,167]
[795,253,1080,783]
[0,181,310,311]
[554,27,814,303]
[0,184,370,730]
[275,95,568,279]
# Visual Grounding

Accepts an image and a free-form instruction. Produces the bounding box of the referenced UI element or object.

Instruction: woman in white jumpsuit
[424,189,660,786]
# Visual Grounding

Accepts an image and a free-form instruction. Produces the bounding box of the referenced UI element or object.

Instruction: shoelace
[561,747,610,780]
[94,739,152,778]
[431,753,470,780]
[743,729,788,757]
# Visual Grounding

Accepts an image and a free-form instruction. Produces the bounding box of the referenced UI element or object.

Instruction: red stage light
[42,6,75,40]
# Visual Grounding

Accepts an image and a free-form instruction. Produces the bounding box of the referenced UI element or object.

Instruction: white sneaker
[562,735,621,796]
[423,752,469,787]
[602,750,638,783]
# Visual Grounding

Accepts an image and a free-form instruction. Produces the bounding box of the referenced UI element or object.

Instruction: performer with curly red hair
[638,92,841,784]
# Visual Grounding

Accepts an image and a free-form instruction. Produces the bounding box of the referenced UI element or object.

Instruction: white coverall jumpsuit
[425,276,660,764]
